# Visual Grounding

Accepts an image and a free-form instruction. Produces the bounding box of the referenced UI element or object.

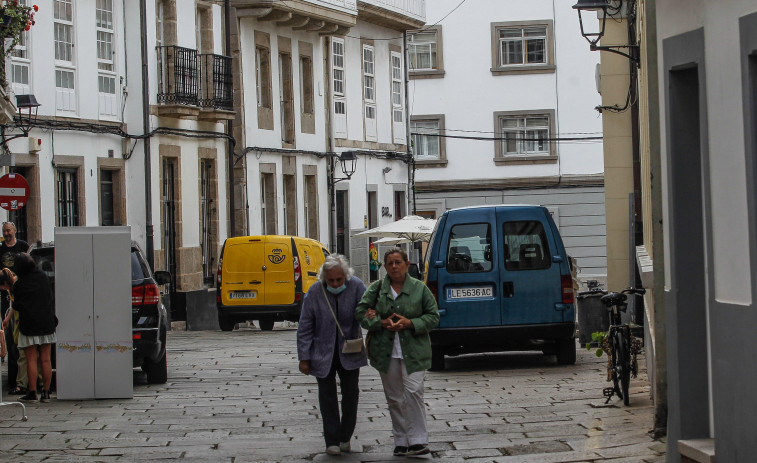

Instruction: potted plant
[0,1,37,86]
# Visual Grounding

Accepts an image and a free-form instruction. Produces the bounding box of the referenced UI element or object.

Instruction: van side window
[503,221,551,270]
[447,223,492,273]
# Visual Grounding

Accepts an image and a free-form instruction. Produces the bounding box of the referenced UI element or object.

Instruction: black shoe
[19,390,37,402]
[8,386,26,395]
[393,446,408,456]
[406,444,430,456]
[40,390,51,403]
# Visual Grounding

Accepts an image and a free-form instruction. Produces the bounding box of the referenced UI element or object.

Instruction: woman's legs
[24,345,39,392]
[336,364,360,444]
[39,343,52,390]
[379,358,409,447]
[401,369,427,447]
[316,362,341,447]
[379,358,428,448]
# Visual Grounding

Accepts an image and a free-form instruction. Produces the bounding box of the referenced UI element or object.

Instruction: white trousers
[379,358,428,447]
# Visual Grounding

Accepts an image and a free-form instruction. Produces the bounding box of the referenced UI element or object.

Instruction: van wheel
[430,347,445,371]
[218,315,235,332]
[258,318,275,331]
[556,338,577,365]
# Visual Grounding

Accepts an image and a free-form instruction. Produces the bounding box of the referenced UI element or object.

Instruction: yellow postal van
[216,235,329,331]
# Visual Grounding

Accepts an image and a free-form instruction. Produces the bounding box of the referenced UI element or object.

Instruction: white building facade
[408,0,607,279]
[230,0,424,281]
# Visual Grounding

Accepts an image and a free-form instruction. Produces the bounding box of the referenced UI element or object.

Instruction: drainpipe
[139,0,155,269]
[224,0,235,237]
[325,36,337,253]
[403,30,415,215]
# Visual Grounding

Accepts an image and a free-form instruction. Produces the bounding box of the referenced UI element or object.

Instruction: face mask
[326,284,346,295]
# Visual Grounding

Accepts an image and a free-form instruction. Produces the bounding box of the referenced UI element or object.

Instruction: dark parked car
[29,241,171,384]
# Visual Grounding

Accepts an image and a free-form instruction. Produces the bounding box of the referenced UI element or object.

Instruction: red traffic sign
[0,173,30,211]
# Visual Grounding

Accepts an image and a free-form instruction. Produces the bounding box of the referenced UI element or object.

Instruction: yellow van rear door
[264,238,295,305]
[223,240,265,305]
[298,243,320,292]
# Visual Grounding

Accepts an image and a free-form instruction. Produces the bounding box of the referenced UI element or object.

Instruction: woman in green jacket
[355,248,439,457]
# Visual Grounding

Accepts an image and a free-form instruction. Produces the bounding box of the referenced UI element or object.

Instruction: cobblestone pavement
[1,325,666,462]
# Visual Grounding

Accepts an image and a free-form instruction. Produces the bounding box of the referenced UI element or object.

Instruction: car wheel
[258,318,275,331]
[218,315,235,332]
[556,337,577,365]
[144,350,168,384]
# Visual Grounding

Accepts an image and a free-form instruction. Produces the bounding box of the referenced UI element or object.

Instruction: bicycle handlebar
[577,287,645,297]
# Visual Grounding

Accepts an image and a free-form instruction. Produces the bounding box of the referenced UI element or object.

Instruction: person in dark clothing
[0,221,29,395]
[0,253,56,403]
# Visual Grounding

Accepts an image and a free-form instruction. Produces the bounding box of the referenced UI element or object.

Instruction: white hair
[319,254,354,282]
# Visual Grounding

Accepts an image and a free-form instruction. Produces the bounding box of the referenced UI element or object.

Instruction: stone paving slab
[1,327,664,462]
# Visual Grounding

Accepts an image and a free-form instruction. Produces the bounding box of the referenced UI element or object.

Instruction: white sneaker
[339,441,351,453]
[326,445,341,455]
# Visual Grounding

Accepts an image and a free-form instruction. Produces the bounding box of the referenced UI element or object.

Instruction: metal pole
[139,0,155,269]
[628,192,635,322]
[224,0,236,237]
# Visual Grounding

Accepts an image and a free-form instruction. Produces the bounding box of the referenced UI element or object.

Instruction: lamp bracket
[590,43,640,66]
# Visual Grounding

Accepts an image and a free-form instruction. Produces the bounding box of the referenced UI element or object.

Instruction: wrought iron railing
[199,53,233,111]
[157,45,199,106]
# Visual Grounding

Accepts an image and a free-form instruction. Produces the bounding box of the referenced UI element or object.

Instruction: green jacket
[355,275,439,374]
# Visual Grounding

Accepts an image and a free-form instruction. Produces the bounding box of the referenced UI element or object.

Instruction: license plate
[229,291,256,300]
[447,286,493,299]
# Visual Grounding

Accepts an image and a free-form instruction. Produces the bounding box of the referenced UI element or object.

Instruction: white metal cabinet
[55,227,133,399]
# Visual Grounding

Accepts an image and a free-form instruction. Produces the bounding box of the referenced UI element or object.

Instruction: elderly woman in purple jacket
[297,254,368,455]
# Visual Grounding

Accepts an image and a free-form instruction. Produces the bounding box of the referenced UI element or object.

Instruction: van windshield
[446,223,493,273]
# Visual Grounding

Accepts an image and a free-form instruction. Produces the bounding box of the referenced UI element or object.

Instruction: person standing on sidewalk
[0,221,29,395]
[1,254,56,403]
[297,254,368,456]
[356,248,439,457]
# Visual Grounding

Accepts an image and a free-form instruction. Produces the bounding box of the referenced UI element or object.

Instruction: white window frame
[411,120,440,159]
[391,50,405,144]
[493,110,557,164]
[331,37,347,139]
[54,0,77,113]
[409,31,437,71]
[490,20,555,75]
[363,44,377,141]
[10,1,31,97]
[96,0,118,119]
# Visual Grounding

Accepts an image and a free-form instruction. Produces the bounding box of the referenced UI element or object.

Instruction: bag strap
[321,283,347,339]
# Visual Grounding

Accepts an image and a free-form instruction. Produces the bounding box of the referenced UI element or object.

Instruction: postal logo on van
[268,248,286,264]
[303,251,311,265]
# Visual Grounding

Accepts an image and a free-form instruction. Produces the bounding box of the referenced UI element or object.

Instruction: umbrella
[356,215,437,243]
[372,236,410,245]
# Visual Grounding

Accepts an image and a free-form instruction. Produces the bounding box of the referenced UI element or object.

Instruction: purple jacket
[297,277,368,378]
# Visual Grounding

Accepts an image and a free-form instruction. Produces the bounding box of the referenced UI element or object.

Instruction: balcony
[231,0,357,35]
[156,46,235,121]
[358,0,425,30]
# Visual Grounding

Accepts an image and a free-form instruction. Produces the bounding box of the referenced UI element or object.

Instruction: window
[283,174,297,235]
[260,170,277,234]
[156,0,164,47]
[446,223,493,273]
[10,0,31,97]
[332,37,347,138]
[491,21,554,75]
[279,46,295,146]
[96,0,118,118]
[410,115,447,163]
[391,50,405,144]
[363,43,377,141]
[54,0,76,112]
[408,26,444,78]
[503,221,551,270]
[200,160,214,284]
[100,169,114,225]
[303,171,318,240]
[300,55,313,115]
[493,110,556,162]
[57,168,79,227]
[256,47,272,109]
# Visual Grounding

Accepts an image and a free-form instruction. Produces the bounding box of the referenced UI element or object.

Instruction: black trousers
[316,352,360,447]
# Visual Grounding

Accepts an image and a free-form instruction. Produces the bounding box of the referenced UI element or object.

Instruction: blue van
[423,205,576,370]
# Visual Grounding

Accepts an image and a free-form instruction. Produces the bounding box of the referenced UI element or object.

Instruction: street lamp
[1,94,40,151]
[329,150,359,253]
[572,0,640,66]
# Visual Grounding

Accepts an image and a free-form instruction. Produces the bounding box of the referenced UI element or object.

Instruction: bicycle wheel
[614,331,631,405]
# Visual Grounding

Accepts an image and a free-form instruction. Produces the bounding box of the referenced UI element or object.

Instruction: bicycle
[588,286,645,406]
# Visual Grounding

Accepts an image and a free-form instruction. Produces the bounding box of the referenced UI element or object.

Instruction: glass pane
[502,40,523,65]
[526,38,545,63]
[447,223,493,273]
[524,27,547,37]
[503,221,550,270]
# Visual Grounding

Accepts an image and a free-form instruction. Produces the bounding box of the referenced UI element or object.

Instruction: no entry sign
[0,173,30,211]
